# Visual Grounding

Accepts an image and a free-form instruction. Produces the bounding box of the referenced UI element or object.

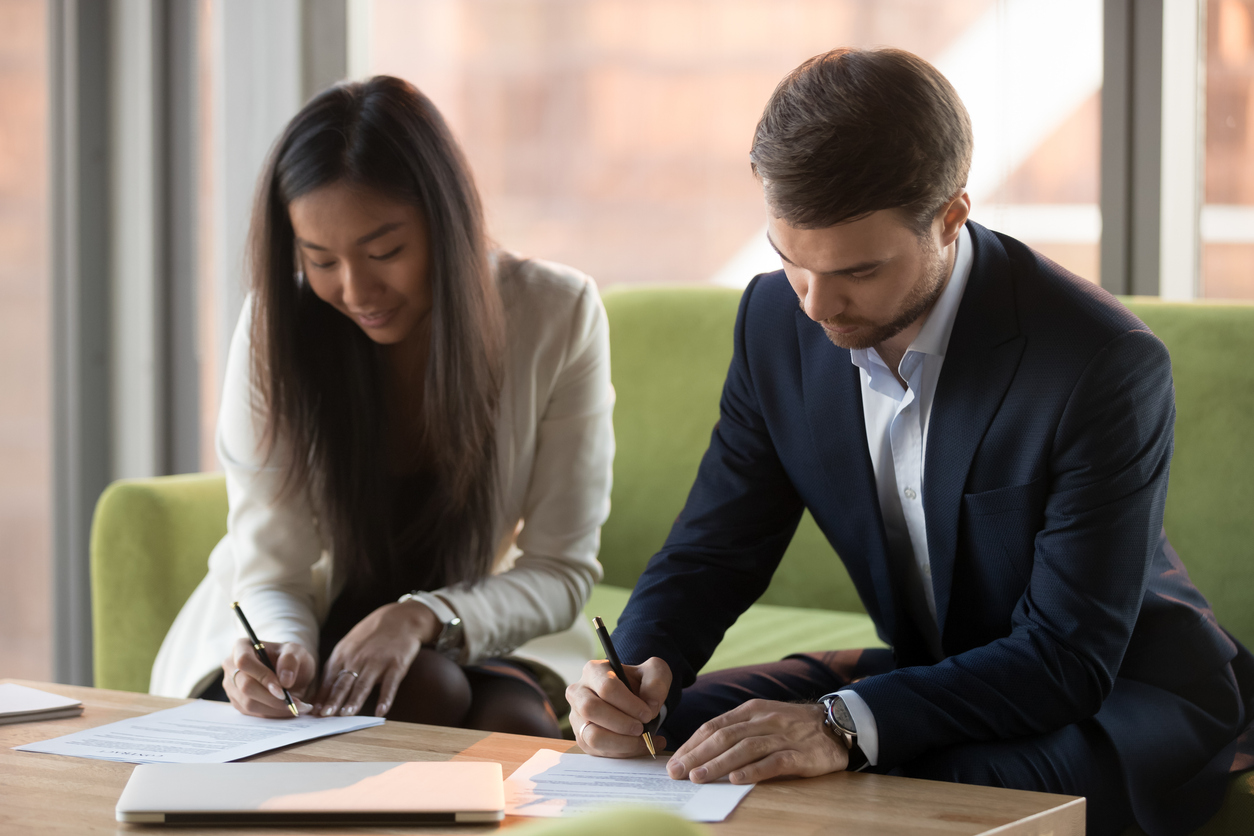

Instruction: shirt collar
[906,223,973,359]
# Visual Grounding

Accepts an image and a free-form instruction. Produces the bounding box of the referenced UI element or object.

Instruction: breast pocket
[960,476,1049,585]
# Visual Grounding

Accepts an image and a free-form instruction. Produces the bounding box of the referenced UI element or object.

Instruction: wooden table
[0,680,1083,834]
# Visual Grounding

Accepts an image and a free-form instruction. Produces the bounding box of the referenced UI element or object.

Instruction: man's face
[767,208,954,351]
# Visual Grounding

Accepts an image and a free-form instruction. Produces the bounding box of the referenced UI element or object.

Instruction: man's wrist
[818,693,869,772]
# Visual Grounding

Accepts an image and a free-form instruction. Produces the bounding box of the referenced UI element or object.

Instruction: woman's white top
[150,254,614,698]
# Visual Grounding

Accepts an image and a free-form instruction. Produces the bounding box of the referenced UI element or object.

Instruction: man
[566,48,1253,836]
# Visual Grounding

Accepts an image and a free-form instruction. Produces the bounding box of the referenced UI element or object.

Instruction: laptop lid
[116,761,505,824]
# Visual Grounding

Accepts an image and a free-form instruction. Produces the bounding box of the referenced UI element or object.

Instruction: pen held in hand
[592,616,656,758]
[231,602,300,717]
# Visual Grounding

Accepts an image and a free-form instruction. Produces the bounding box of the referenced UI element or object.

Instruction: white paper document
[0,684,84,725]
[14,699,383,764]
[504,749,754,822]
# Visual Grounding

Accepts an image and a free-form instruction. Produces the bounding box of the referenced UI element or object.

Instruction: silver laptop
[116,761,505,825]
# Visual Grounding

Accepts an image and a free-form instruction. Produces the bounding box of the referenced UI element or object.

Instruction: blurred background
[2,0,1252,683]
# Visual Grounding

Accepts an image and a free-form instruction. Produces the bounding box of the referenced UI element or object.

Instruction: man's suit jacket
[614,221,1252,834]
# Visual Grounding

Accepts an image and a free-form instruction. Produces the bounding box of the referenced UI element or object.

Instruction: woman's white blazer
[150,255,614,698]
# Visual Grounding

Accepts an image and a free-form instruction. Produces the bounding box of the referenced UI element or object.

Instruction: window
[1203,0,1254,299]
[0,0,51,679]
[367,0,1103,288]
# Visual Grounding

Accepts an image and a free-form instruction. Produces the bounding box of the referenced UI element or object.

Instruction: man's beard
[819,243,950,351]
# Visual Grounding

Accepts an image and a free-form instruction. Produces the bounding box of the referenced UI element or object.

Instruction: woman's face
[289,181,432,346]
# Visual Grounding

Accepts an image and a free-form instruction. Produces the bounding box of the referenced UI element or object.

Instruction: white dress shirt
[828,225,974,767]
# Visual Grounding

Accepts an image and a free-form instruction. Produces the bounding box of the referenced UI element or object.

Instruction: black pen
[592,616,656,758]
[231,602,300,717]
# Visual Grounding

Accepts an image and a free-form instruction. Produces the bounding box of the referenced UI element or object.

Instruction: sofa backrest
[601,287,1254,645]
[88,289,1254,693]
[599,286,866,614]
[1123,299,1254,646]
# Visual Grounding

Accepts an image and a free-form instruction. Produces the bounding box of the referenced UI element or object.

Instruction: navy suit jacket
[614,222,1252,832]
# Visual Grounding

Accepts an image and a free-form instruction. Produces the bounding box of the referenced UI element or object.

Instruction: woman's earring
[295,268,306,288]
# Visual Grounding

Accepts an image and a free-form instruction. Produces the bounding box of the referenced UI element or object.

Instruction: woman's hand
[221,639,316,718]
[313,600,440,718]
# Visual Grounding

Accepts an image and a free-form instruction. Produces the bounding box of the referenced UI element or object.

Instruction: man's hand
[667,699,849,784]
[222,640,316,718]
[312,600,440,718]
[566,656,672,757]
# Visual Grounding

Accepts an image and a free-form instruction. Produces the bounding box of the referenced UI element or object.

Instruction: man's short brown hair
[750,48,973,233]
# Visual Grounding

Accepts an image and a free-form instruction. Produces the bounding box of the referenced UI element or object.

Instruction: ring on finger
[231,669,244,688]
[335,670,359,681]
[578,720,593,742]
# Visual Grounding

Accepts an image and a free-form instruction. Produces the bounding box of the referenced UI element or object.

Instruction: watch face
[435,616,464,654]
[824,696,856,735]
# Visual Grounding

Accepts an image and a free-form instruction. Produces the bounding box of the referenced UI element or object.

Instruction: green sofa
[91,287,1254,833]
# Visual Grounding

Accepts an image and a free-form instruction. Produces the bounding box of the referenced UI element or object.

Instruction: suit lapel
[925,222,1025,641]
[796,311,899,641]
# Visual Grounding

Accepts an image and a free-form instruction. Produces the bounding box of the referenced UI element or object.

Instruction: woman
[150,76,613,737]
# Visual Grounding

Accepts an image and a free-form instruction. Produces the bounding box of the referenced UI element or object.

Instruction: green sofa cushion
[585,585,884,676]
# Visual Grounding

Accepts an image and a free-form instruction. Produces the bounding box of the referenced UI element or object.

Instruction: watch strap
[398,591,464,658]
[399,591,457,625]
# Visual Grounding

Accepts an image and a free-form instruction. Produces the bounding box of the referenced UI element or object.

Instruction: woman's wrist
[395,598,441,644]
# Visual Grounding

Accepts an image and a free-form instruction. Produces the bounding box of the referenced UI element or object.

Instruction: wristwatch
[818,693,869,772]
[397,591,464,660]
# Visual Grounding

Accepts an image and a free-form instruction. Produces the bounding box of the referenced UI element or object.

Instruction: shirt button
[904,488,917,500]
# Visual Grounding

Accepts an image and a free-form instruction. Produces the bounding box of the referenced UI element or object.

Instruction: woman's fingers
[313,653,351,711]
[274,644,317,704]
[311,668,336,711]
[224,641,314,717]
[340,664,381,716]
[274,644,306,691]
[222,657,289,718]
[375,667,405,717]
[232,642,285,701]
[228,642,291,710]
[319,663,360,716]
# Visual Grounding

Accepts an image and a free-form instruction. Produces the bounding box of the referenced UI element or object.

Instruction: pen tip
[289,704,299,717]
[643,733,656,758]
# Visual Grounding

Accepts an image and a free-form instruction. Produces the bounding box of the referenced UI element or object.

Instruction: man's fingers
[670,701,843,784]
[567,681,645,736]
[687,734,777,784]
[575,714,651,758]
[724,749,800,785]
[670,704,774,778]
[587,664,653,724]
[670,705,743,767]
[635,657,672,712]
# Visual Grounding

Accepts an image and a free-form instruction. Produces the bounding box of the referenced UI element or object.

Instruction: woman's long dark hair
[247,76,504,598]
